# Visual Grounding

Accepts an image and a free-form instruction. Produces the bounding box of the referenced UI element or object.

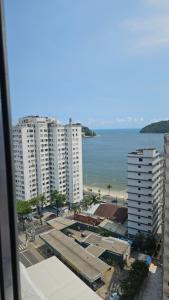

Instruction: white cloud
[125,14,169,50]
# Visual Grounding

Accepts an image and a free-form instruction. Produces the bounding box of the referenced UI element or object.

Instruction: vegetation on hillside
[82,126,96,137]
[140,120,169,133]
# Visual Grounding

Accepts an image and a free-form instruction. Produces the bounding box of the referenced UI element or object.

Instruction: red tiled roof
[94,203,127,224]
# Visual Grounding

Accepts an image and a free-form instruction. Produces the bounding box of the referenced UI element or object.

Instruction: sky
[4,0,169,128]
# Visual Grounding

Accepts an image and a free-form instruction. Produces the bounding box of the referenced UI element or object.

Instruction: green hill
[140,120,169,133]
[82,126,96,137]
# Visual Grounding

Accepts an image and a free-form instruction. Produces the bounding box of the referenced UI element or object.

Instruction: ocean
[82,129,164,192]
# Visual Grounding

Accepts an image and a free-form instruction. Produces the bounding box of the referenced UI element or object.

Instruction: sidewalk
[135,268,162,300]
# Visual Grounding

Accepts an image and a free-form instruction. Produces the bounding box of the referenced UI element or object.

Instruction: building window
[139,158,143,162]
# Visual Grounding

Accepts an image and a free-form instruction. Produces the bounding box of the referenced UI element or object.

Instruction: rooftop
[128,148,159,156]
[47,216,76,230]
[94,203,127,224]
[40,229,109,283]
[99,219,127,236]
[83,233,130,256]
[22,256,102,300]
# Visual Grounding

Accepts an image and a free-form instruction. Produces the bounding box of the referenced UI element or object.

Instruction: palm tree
[90,194,99,205]
[82,196,91,210]
[16,200,32,231]
[50,190,66,216]
[107,184,112,194]
[98,189,101,199]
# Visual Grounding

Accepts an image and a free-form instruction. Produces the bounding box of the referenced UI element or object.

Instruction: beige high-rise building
[13,116,83,204]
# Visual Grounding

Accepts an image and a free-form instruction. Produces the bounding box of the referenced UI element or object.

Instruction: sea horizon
[83,128,164,193]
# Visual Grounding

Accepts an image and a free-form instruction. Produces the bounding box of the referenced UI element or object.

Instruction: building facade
[127,148,164,236]
[163,134,169,300]
[13,116,83,204]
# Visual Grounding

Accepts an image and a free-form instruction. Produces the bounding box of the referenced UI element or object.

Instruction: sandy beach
[83,185,127,200]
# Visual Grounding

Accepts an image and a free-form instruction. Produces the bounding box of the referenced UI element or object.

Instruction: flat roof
[83,233,129,255]
[27,256,102,300]
[86,245,105,257]
[128,148,159,156]
[99,219,127,236]
[47,216,76,230]
[40,229,109,283]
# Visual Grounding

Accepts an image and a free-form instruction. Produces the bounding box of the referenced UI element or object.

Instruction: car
[110,293,120,300]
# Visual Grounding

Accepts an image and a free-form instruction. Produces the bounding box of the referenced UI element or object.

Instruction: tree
[72,202,80,213]
[120,260,148,300]
[90,194,99,205]
[98,189,101,199]
[29,196,43,225]
[107,184,112,194]
[132,233,145,251]
[82,197,90,209]
[82,195,98,209]
[39,194,46,211]
[132,233,156,255]
[144,235,156,255]
[16,200,32,231]
[50,190,66,216]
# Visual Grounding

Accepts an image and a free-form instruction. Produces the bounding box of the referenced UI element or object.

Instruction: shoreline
[83,185,127,200]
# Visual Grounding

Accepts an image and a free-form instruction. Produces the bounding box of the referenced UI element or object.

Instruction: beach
[83,185,127,200]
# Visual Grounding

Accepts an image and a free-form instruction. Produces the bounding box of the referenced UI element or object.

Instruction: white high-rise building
[163,134,169,300]
[127,148,163,236]
[13,116,83,204]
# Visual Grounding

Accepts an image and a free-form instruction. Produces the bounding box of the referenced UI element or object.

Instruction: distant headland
[82,126,96,137]
[140,120,169,133]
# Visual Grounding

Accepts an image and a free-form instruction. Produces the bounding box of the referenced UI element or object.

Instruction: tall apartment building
[13,116,83,204]
[163,134,169,300]
[127,148,164,236]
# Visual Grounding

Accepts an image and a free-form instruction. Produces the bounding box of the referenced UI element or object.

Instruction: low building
[99,219,127,237]
[21,256,102,300]
[94,203,127,224]
[84,233,130,264]
[68,229,130,266]
[40,229,109,288]
[74,212,103,226]
[47,216,76,230]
